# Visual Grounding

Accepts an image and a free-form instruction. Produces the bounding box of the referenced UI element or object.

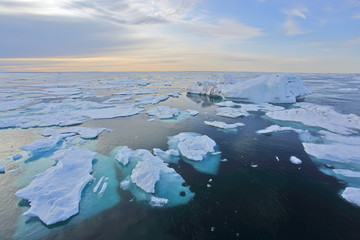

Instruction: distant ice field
[0,71,360,240]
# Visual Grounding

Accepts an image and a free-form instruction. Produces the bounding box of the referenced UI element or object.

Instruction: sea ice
[103,96,132,104]
[93,176,105,193]
[40,127,106,139]
[302,143,360,163]
[266,103,360,135]
[12,154,23,160]
[188,74,311,103]
[342,187,360,207]
[147,106,180,119]
[289,156,302,164]
[185,109,199,116]
[82,104,143,119]
[171,133,216,161]
[256,125,302,134]
[0,163,5,173]
[15,148,96,225]
[20,134,72,153]
[216,107,249,118]
[204,121,244,129]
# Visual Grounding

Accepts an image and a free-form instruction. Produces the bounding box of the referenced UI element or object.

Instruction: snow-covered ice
[147,106,180,119]
[188,73,311,103]
[40,127,106,139]
[204,121,244,129]
[20,134,72,153]
[149,196,169,207]
[115,146,134,165]
[15,148,96,225]
[256,125,302,134]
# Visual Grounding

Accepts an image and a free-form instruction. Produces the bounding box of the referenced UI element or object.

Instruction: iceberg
[15,148,96,225]
[204,121,244,129]
[188,74,311,103]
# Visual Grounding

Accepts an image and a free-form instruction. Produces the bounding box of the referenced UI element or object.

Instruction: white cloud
[345,37,360,45]
[282,7,309,35]
[352,14,360,19]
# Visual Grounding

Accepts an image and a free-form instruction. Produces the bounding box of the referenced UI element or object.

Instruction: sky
[0,0,359,73]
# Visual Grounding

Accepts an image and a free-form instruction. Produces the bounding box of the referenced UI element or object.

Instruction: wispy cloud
[282,7,309,35]
[345,37,360,45]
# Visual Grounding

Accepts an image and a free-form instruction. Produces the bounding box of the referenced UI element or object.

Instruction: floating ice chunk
[20,134,72,153]
[93,176,105,193]
[153,148,180,163]
[15,148,96,225]
[12,154,23,160]
[256,125,302,134]
[45,88,82,96]
[318,131,360,145]
[303,143,360,163]
[0,98,38,112]
[172,133,216,161]
[0,163,5,173]
[103,96,131,104]
[41,127,106,139]
[188,74,311,103]
[149,196,169,207]
[115,146,134,165]
[82,104,143,119]
[131,160,162,193]
[266,103,360,135]
[276,156,280,161]
[216,107,248,118]
[333,169,360,178]
[185,109,199,116]
[251,164,258,168]
[289,156,302,164]
[98,181,108,196]
[167,92,180,97]
[342,187,360,207]
[204,120,244,129]
[147,106,180,119]
[120,180,130,190]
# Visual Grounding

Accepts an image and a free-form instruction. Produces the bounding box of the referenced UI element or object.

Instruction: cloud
[282,7,309,35]
[352,14,360,19]
[345,37,360,45]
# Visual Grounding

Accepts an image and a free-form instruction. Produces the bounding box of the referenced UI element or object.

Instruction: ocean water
[0,72,360,240]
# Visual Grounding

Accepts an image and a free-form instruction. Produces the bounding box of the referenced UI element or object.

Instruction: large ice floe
[15,148,96,225]
[204,120,244,130]
[146,106,199,121]
[188,73,311,103]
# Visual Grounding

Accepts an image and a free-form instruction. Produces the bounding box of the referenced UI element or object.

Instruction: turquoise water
[0,72,360,240]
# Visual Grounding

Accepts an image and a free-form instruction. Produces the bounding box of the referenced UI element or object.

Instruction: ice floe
[115,146,134,165]
[333,169,360,178]
[266,103,360,135]
[289,156,302,164]
[149,196,169,207]
[20,134,72,153]
[147,106,180,119]
[216,107,248,118]
[40,127,106,139]
[188,73,311,103]
[256,125,302,134]
[204,120,244,129]
[15,148,96,225]
[103,96,132,104]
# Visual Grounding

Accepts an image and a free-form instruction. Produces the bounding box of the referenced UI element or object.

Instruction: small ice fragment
[207,184,211,188]
[289,156,302,164]
[221,158,228,162]
[208,179,213,182]
[120,180,130,190]
[98,181,108,196]
[149,196,169,207]
[205,120,244,129]
[148,118,155,122]
[12,154,23,160]
[210,227,215,232]
[93,176,105,193]
[185,109,199,116]
[251,164,258,168]
[276,156,280,161]
[211,151,221,155]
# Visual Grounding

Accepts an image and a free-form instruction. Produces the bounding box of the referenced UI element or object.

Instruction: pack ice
[15,148,96,225]
[188,74,311,103]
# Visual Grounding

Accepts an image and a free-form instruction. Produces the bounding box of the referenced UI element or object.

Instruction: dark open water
[0,72,360,240]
